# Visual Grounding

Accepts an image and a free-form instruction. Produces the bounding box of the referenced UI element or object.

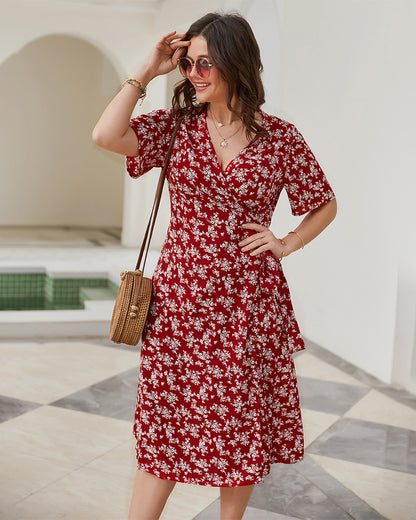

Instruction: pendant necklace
[209,109,242,148]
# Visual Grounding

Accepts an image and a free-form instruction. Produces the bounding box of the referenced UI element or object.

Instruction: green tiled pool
[0,272,119,311]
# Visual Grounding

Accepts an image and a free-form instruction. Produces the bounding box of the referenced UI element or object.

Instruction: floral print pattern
[126,108,335,487]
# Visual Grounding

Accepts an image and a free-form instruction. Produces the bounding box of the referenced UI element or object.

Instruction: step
[80,286,118,302]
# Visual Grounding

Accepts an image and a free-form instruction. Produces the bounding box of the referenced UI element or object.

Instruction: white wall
[276,0,416,386]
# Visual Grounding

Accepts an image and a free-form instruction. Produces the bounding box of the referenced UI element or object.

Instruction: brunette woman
[93,12,336,520]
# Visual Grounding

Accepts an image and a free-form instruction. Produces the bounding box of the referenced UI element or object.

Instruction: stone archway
[0,34,124,229]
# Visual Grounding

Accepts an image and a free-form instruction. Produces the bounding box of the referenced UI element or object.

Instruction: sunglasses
[178,57,214,79]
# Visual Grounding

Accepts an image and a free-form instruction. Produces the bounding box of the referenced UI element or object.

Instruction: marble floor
[1,227,416,520]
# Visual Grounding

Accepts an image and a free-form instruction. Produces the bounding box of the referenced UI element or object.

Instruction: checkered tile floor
[1,337,415,520]
[0,228,415,519]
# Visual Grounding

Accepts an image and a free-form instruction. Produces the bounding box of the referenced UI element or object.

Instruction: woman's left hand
[238,223,285,260]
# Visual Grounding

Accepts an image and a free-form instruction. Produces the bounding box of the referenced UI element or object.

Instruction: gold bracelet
[289,230,305,249]
[121,78,146,98]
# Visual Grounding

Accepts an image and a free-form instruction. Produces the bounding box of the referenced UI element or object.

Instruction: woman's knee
[220,484,255,520]
[128,470,176,520]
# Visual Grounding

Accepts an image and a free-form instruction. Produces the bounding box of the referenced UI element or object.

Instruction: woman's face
[185,35,229,105]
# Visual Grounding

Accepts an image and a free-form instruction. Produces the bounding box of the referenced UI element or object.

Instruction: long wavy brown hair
[172,12,267,140]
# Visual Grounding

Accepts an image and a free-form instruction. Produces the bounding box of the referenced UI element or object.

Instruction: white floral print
[126,107,335,487]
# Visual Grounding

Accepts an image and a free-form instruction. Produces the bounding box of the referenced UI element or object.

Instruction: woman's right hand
[142,31,190,80]
[92,31,190,156]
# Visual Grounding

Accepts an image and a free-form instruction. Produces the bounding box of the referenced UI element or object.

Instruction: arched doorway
[0,34,124,229]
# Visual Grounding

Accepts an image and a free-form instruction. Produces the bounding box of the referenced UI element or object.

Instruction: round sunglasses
[178,57,214,79]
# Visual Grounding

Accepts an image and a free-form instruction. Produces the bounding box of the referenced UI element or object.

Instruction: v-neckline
[202,108,262,173]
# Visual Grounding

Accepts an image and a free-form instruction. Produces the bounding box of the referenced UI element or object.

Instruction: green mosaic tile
[0,296,46,311]
[0,273,45,298]
[0,274,116,311]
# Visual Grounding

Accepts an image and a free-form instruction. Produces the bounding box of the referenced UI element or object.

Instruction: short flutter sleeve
[283,124,335,216]
[126,108,175,179]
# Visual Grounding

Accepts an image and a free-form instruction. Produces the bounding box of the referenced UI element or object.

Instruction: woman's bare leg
[128,469,176,520]
[220,484,255,520]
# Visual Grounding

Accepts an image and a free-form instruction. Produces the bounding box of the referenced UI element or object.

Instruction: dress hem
[135,454,304,488]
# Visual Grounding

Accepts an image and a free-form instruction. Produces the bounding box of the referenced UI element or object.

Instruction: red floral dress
[126,107,335,487]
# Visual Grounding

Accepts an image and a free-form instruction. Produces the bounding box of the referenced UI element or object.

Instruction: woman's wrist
[132,63,156,88]
[281,232,303,257]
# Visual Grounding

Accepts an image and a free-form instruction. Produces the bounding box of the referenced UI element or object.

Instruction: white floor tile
[0,450,74,508]
[85,437,137,480]
[13,466,133,520]
[0,245,160,279]
[310,454,416,520]
[301,408,340,447]
[0,406,132,468]
[294,351,367,387]
[0,226,120,244]
[12,465,219,520]
[0,340,138,403]
[345,389,416,431]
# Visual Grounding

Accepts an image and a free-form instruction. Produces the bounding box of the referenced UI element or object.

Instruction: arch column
[0,34,124,229]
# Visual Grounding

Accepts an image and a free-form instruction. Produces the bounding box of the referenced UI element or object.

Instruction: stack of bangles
[121,78,147,100]
[280,230,305,260]
[289,230,305,249]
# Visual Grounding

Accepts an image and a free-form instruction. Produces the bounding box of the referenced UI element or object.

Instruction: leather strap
[135,115,183,272]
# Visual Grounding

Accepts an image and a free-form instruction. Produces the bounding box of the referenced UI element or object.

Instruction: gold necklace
[209,109,242,148]
[210,110,226,127]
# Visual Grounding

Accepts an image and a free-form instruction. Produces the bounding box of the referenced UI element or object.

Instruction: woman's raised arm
[92,31,189,157]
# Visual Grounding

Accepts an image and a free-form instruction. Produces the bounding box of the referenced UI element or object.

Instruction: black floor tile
[247,462,354,520]
[0,394,41,423]
[297,377,369,415]
[307,417,416,475]
[303,338,416,411]
[296,456,387,520]
[49,367,139,421]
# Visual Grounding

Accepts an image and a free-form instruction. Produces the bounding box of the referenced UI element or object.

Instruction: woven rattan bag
[109,117,183,346]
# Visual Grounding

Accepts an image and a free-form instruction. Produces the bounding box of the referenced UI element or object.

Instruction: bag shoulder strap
[135,114,183,271]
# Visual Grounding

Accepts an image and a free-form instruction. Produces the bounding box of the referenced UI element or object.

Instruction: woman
[93,12,336,520]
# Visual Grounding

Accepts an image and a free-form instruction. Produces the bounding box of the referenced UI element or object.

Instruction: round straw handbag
[109,116,183,346]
